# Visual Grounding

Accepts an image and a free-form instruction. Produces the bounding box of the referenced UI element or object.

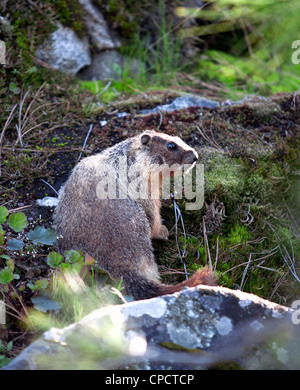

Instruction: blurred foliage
[176,0,299,61]
[174,0,300,96]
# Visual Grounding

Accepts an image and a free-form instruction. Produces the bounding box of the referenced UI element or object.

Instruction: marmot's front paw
[156,225,169,241]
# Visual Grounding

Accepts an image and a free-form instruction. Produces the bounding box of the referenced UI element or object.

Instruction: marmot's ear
[141,133,152,146]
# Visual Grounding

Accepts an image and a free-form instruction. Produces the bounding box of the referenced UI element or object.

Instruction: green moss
[204,153,245,200]
[49,0,85,35]
[228,224,252,246]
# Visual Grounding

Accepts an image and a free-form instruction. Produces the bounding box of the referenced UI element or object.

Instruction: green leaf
[47,251,63,268]
[7,212,27,233]
[0,255,11,260]
[0,206,8,224]
[35,278,48,289]
[70,262,84,273]
[0,356,11,368]
[27,283,38,291]
[28,226,57,245]
[112,63,122,76]
[59,263,70,271]
[6,341,13,352]
[64,250,84,264]
[9,82,20,95]
[27,278,48,291]
[6,258,14,272]
[0,268,14,284]
[27,66,37,74]
[6,238,24,251]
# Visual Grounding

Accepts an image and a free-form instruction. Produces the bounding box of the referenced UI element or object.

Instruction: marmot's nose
[185,150,198,164]
[190,151,198,163]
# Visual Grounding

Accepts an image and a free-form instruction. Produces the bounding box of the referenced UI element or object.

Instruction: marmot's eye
[167,142,177,151]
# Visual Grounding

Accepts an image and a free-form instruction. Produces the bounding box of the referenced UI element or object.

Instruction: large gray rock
[35,23,91,75]
[78,0,120,51]
[35,1,121,77]
[3,286,299,370]
[78,49,124,80]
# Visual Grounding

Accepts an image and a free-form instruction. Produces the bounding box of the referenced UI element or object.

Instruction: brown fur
[53,130,216,300]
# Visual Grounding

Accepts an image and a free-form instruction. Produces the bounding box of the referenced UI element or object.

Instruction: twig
[0,104,18,177]
[98,81,111,96]
[196,125,221,150]
[20,102,55,134]
[270,272,288,300]
[41,179,59,196]
[239,246,280,290]
[7,205,31,213]
[239,18,254,57]
[19,121,49,140]
[157,111,163,131]
[173,199,188,280]
[223,247,279,275]
[28,53,56,71]
[14,82,47,146]
[16,90,30,146]
[122,82,148,98]
[208,118,222,149]
[159,268,188,276]
[214,236,219,272]
[78,124,94,161]
[203,218,213,270]
[1,146,84,153]
[216,237,265,262]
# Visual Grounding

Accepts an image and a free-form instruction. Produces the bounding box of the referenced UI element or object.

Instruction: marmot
[53,130,216,299]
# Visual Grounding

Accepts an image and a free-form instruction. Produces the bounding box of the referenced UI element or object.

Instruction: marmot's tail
[122,267,217,300]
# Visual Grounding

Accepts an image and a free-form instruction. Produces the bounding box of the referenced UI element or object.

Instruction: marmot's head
[140,130,198,170]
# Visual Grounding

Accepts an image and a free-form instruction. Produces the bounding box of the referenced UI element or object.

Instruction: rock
[139,94,273,116]
[34,1,122,77]
[78,52,144,81]
[0,16,13,39]
[78,0,120,51]
[35,23,91,75]
[140,95,220,115]
[3,286,299,370]
[78,49,124,81]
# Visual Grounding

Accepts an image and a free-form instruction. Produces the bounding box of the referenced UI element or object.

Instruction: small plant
[0,340,13,368]
[0,206,122,333]
[38,249,122,325]
[47,249,84,272]
[0,206,57,292]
